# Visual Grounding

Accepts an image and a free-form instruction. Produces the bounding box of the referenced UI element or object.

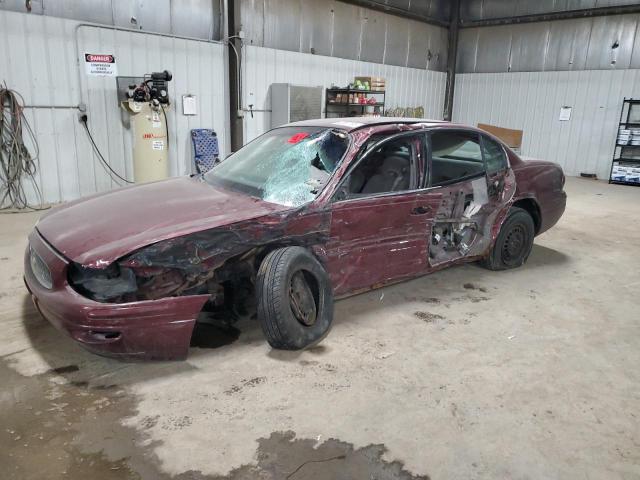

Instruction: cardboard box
[477,123,523,150]
[355,76,385,90]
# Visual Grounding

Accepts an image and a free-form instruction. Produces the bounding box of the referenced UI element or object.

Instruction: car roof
[279,117,523,165]
[282,117,449,132]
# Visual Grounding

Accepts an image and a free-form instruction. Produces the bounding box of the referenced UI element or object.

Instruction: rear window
[429,131,485,186]
[432,131,483,163]
[481,136,509,174]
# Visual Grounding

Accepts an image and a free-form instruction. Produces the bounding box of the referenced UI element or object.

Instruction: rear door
[480,133,516,206]
[426,129,489,266]
[326,132,440,295]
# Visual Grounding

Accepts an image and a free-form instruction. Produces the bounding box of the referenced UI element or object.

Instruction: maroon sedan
[24,118,566,360]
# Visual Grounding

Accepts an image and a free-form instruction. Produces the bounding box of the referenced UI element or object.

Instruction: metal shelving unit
[324,88,386,118]
[609,98,640,186]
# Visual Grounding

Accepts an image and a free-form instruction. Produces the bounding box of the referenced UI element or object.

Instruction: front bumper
[24,229,209,360]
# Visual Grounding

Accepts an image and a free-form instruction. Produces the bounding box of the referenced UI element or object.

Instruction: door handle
[411,205,431,215]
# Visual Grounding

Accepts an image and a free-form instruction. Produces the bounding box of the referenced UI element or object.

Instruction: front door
[325,132,440,295]
[328,192,440,294]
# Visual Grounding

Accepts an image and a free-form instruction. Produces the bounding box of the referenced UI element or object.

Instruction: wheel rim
[289,271,317,326]
[502,224,527,266]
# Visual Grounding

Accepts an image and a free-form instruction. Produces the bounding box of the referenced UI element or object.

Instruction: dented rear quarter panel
[510,156,567,235]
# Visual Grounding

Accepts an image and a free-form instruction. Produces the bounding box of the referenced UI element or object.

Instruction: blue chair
[191,129,220,174]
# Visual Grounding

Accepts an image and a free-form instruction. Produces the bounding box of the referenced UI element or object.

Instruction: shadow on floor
[190,321,241,349]
[525,244,571,268]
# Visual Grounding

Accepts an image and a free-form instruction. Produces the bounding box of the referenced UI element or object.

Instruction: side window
[429,131,484,186]
[361,134,387,153]
[481,136,509,174]
[338,135,418,198]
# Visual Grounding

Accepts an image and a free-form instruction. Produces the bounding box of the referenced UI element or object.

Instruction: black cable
[0,83,49,212]
[80,117,133,185]
[161,105,170,151]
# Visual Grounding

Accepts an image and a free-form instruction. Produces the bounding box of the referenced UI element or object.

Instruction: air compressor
[121,70,172,183]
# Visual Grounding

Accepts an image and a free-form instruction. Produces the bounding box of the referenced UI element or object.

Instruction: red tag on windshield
[287,132,309,144]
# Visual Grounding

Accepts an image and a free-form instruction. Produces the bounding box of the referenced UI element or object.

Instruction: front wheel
[480,207,535,271]
[256,247,334,350]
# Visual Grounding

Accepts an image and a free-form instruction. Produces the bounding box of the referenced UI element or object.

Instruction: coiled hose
[0,85,46,211]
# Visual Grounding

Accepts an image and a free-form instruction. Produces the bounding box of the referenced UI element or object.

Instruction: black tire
[256,246,334,350]
[480,207,535,271]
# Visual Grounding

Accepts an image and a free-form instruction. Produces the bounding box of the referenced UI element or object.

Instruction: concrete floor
[1,177,639,480]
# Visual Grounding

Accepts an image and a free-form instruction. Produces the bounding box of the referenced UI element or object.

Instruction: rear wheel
[256,247,334,349]
[480,207,535,271]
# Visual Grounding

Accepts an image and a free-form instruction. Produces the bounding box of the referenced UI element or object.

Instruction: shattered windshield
[204,127,350,207]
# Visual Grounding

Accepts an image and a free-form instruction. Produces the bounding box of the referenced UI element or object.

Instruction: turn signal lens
[30,246,53,289]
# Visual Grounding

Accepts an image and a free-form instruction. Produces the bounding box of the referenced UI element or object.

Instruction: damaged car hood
[36,176,291,267]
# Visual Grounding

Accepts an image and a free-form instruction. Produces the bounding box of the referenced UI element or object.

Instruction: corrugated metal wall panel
[508,23,549,72]
[367,0,450,22]
[360,9,387,64]
[0,0,221,40]
[45,0,114,24]
[473,25,513,72]
[239,0,449,71]
[458,14,640,73]
[170,0,218,40]
[0,9,228,205]
[263,0,302,52]
[423,0,451,21]
[407,20,430,69]
[384,14,410,65]
[452,69,640,179]
[332,1,363,60]
[242,45,446,142]
[461,0,640,20]
[300,0,334,56]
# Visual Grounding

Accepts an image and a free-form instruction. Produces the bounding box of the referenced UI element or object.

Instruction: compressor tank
[125,100,169,183]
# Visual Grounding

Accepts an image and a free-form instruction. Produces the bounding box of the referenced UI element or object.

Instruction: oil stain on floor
[1,359,429,480]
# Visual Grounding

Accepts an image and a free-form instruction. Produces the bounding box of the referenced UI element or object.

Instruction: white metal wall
[452,69,640,179]
[242,45,447,142]
[0,9,228,205]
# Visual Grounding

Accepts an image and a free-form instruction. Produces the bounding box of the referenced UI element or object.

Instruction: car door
[480,133,516,208]
[326,132,441,295]
[426,129,491,266]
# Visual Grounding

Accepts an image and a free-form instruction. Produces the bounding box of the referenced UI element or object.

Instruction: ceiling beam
[460,4,640,28]
[336,0,450,28]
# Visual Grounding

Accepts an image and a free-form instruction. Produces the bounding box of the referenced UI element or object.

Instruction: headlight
[30,246,52,289]
[68,263,137,302]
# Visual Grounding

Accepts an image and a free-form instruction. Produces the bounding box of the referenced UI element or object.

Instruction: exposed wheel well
[195,242,322,327]
[513,198,541,234]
